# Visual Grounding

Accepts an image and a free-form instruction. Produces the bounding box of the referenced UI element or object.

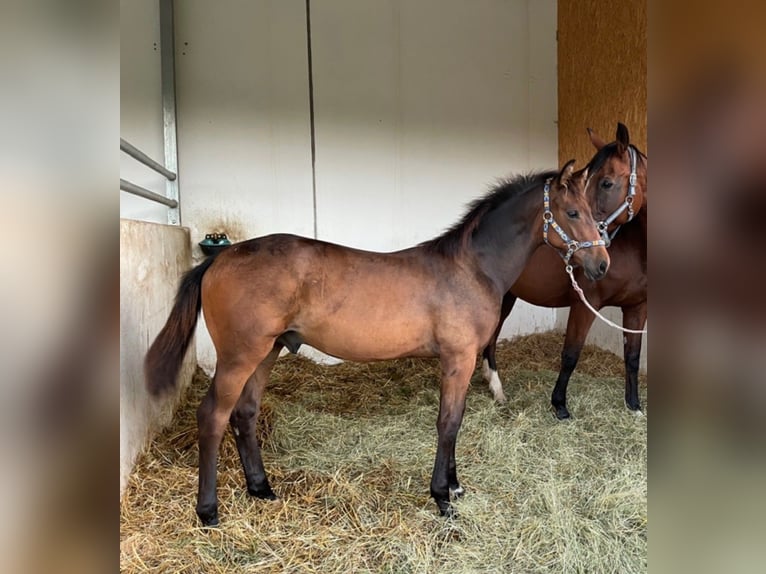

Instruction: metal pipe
[120,178,178,208]
[160,0,181,225]
[120,138,177,181]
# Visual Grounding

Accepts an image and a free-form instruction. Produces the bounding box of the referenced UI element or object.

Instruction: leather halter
[596,145,639,246]
[543,178,607,265]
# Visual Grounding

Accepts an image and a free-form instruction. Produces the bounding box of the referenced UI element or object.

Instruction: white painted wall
[120,219,196,494]
[124,0,559,372]
[174,0,315,246]
[120,0,167,223]
[310,0,558,342]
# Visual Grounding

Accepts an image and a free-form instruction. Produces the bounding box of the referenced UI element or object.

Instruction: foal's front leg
[431,351,475,516]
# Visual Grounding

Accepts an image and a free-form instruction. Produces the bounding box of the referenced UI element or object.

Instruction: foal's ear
[574,166,589,185]
[616,122,630,155]
[556,159,577,187]
[587,127,607,150]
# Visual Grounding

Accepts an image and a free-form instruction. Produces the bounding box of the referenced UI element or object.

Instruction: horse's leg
[431,351,475,517]
[230,345,282,500]
[622,302,647,413]
[551,302,596,419]
[481,293,517,403]
[196,343,273,527]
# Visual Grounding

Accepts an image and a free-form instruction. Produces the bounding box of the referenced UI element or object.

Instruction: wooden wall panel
[558,0,647,166]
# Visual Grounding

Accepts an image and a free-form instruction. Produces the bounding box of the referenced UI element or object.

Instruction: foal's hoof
[248,485,278,500]
[553,405,571,420]
[435,497,459,519]
[440,504,458,519]
[434,489,457,518]
[449,485,465,500]
[196,507,219,527]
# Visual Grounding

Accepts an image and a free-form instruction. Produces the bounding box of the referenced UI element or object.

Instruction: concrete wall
[169,0,559,372]
[120,219,196,494]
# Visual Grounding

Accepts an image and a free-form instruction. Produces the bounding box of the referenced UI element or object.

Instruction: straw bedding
[120,332,647,573]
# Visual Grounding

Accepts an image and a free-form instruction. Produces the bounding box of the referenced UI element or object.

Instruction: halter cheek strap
[543,179,607,266]
[597,145,638,246]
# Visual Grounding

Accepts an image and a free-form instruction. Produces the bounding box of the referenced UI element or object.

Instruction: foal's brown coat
[145,161,609,525]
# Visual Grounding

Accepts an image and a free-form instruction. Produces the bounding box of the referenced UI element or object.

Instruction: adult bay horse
[481,124,647,419]
[144,160,609,526]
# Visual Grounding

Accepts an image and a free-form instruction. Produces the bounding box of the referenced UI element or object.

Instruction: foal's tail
[144,255,218,397]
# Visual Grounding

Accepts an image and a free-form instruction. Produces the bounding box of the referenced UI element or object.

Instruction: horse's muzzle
[583,257,610,281]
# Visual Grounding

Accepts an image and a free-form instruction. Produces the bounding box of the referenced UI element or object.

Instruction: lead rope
[565,264,647,334]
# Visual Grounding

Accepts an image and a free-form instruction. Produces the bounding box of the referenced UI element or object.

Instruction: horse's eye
[566,210,579,219]
[600,179,614,190]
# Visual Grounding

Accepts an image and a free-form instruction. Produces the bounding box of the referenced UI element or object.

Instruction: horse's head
[585,123,647,242]
[544,160,610,281]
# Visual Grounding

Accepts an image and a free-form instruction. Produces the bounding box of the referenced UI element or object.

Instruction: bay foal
[145,160,609,525]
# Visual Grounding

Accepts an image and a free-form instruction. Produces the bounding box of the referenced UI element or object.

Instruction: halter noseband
[543,178,606,267]
[596,145,638,246]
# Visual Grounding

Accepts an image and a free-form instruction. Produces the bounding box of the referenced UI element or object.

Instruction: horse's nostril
[599,260,608,274]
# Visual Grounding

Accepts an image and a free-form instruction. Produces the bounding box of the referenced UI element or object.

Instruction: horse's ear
[556,159,577,187]
[587,127,607,150]
[616,122,630,155]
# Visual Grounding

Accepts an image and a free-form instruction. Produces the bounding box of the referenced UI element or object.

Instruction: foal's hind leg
[230,345,282,500]
[622,302,647,413]
[481,294,517,403]
[551,302,596,419]
[431,351,475,516]
[196,344,274,527]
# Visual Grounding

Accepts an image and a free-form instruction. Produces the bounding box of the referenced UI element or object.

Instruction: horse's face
[586,123,647,227]
[547,160,610,281]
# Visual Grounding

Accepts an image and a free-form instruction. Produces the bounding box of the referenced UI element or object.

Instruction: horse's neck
[636,204,647,244]
[471,191,542,295]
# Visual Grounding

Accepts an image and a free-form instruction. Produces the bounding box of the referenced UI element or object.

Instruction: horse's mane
[586,142,647,174]
[421,170,556,257]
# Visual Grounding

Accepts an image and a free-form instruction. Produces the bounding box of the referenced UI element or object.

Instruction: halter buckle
[543,211,553,223]
[629,172,637,187]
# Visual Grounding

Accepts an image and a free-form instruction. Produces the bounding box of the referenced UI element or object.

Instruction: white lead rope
[565,265,648,334]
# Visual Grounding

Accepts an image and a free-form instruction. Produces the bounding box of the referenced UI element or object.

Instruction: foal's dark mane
[586,143,647,174]
[421,170,556,258]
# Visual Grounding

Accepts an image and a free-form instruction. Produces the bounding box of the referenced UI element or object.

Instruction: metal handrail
[120,178,178,208]
[120,137,179,211]
[120,138,176,181]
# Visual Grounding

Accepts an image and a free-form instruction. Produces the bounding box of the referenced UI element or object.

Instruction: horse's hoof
[439,504,458,519]
[554,405,571,420]
[626,401,643,415]
[197,507,219,527]
[248,485,278,500]
[449,485,465,499]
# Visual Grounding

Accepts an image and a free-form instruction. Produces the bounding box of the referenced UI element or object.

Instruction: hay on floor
[120,332,647,573]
